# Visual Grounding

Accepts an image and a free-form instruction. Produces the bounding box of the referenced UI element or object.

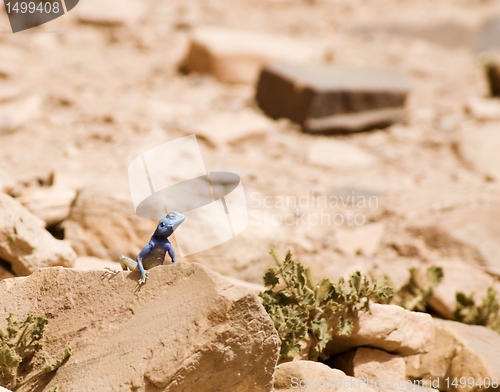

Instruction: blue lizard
[118,211,185,284]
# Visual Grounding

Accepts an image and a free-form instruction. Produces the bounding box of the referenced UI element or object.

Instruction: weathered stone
[307,138,377,169]
[333,348,406,392]
[256,63,410,133]
[273,361,375,392]
[335,223,385,257]
[409,205,500,272]
[72,256,121,271]
[458,124,500,181]
[194,109,276,147]
[323,304,434,357]
[74,0,146,26]
[0,263,280,392]
[466,96,500,120]
[406,319,500,392]
[15,185,77,227]
[62,188,156,261]
[429,258,498,320]
[0,192,76,276]
[179,26,327,84]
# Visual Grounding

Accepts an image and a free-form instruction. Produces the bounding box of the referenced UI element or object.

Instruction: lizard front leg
[136,255,149,284]
[165,242,176,263]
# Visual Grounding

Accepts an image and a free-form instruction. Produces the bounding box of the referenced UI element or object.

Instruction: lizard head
[154,211,185,238]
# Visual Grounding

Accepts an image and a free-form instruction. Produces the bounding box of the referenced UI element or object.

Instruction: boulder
[179,26,327,84]
[333,348,406,392]
[429,258,499,319]
[0,263,280,391]
[323,304,434,357]
[273,360,375,392]
[0,192,75,276]
[406,319,500,392]
[256,63,411,133]
[62,188,156,261]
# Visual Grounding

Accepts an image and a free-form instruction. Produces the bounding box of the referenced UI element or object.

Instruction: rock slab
[256,63,411,133]
[180,26,327,84]
[0,263,280,392]
[0,192,75,276]
[406,318,500,392]
[324,303,434,357]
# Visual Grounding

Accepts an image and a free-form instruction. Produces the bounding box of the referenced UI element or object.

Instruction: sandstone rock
[0,192,76,276]
[62,188,156,261]
[15,185,77,227]
[0,263,280,392]
[194,109,276,147]
[333,348,405,392]
[429,258,498,319]
[323,304,434,357]
[406,318,500,392]
[307,138,377,169]
[409,205,500,272]
[223,275,265,296]
[74,0,146,26]
[273,360,375,392]
[179,26,327,84]
[457,124,500,181]
[335,223,385,257]
[466,97,500,120]
[256,63,410,133]
[72,256,121,271]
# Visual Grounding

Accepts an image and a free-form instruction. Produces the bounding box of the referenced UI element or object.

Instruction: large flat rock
[256,63,411,133]
[0,263,280,392]
[179,26,327,84]
[406,319,500,392]
[323,304,434,357]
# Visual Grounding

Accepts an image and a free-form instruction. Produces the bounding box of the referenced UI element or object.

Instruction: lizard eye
[159,222,165,227]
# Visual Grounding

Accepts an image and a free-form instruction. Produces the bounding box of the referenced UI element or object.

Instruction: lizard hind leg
[119,255,138,271]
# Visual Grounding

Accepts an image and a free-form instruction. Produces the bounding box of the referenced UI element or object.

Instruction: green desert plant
[0,313,72,391]
[259,249,393,362]
[454,287,500,333]
[381,266,443,312]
